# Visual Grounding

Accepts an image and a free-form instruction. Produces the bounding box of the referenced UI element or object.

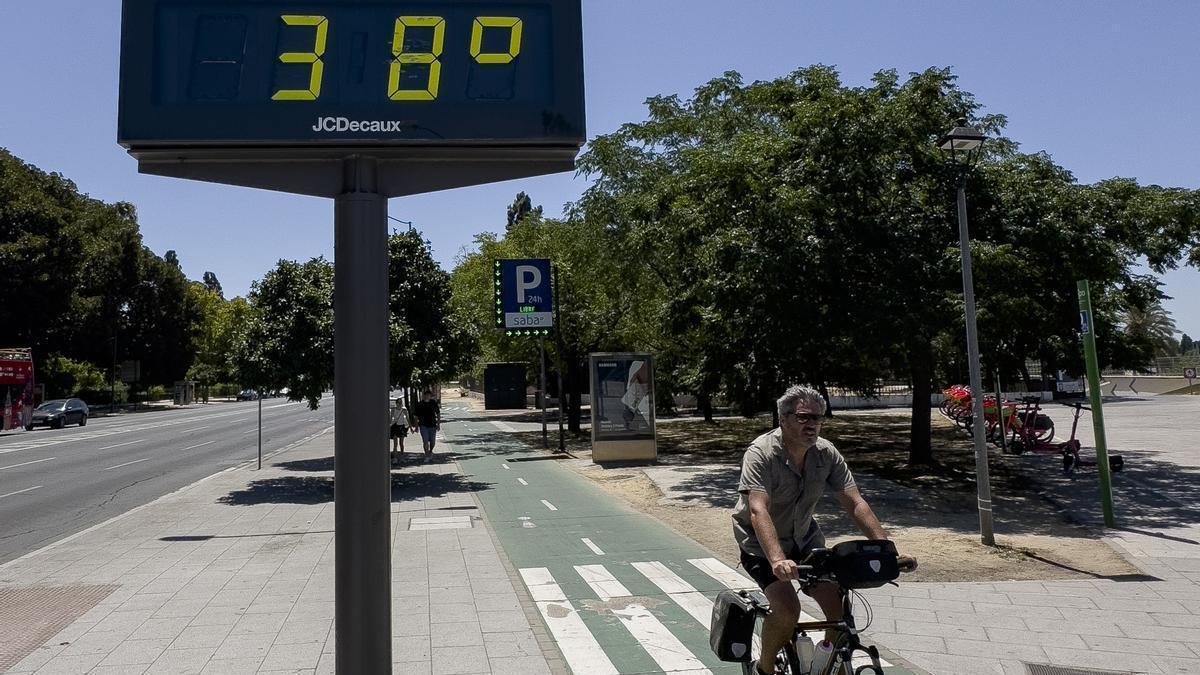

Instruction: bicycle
[711,540,915,675]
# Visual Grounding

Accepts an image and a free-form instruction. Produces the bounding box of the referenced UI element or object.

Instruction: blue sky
[4,1,1199,338]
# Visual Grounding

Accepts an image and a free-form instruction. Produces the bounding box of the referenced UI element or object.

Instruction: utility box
[484,363,528,410]
[173,381,196,406]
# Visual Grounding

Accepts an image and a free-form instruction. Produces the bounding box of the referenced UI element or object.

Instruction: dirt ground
[502,405,1138,583]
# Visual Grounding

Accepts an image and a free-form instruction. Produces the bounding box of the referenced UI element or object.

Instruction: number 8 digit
[388,16,445,101]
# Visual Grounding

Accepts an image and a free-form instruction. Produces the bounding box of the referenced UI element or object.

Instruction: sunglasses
[788,412,823,424]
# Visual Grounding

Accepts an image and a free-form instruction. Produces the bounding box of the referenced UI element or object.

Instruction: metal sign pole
[334,157,392,674]
[540,336,548,448]
[554,266,565,451]
[1077,280,1116,527]
[257,394,262,470]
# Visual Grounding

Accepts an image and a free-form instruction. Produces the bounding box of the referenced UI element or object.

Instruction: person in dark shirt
[412,391,441,461]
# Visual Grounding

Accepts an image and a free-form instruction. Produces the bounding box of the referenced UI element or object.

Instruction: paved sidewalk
[0,428,554,675]
[862,401,1200,675]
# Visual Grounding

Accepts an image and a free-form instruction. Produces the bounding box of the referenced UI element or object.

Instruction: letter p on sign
[516,265,542,302]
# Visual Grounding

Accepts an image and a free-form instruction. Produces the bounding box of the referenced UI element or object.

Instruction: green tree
[236,258,335,408]
[506,192,542,231]
[1181,333,1196,356]
[202,271,224,298]
[1120,300,1178,358]
[388,229,477,395]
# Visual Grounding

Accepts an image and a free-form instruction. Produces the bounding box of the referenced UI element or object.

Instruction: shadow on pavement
[1027,451,1200,532]
[218,471,494,506]
[276,457,334,472]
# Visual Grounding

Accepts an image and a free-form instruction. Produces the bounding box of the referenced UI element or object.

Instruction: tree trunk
[698,391,714,424]
[817,381,834,418]
[908,341,934,465]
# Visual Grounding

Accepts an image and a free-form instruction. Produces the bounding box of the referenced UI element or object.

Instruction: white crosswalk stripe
[519,568,619,675]
[518,558,894,675]
[574,564,712,675]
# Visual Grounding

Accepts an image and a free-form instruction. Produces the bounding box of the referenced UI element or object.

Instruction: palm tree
[1122,301,1179,357]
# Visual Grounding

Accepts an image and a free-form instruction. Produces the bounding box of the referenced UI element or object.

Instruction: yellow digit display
[388,16,446,101]
[271,15,328,101]
[470,17,523,64]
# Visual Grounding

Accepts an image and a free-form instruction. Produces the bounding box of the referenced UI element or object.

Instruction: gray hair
[777,384,826,418]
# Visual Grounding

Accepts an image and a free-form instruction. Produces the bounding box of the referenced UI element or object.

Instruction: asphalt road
[0,397,336,565]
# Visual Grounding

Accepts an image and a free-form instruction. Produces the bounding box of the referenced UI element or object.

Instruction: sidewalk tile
[892,651,1006,675]
[94,634,174,662]
[431,620,484,647]
[171,623,233,650]
[488,655,552,675]
[944,637,1047,661]
[1080,633,1195,657]
[393,633,432,662]
[143,646,217,674]
[985,626,1086,648]
[1151,654,1200,674]
[431,645,490,675]
[258,641,323,671]
[1043,645,1166,673]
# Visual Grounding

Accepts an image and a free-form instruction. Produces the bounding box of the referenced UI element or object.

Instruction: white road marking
[97,439,144,451]
[178,426,210,433]
[517,478,529,486]
[103,458,151,471]
[491,420,518,433]
[688,557,756,590]
[519,568,618,675]
[180,440,217,451]
[501,463,510,470]
[581,538,605,555]
[632,561,713,627]
[0,457,56,471]
[541,499,558,511]
[0,486,42,500]
[575,564,712,674]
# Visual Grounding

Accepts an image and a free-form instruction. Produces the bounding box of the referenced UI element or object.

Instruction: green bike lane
[441,404,920,675]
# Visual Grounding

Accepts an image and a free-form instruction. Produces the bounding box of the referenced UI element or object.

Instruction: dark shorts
[390,424,407,439]
[739,537,825,590]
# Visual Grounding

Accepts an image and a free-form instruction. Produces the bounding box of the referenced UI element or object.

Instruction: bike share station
[118,1,584,670]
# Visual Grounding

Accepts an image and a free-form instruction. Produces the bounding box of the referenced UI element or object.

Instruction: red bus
[0,348,35,432]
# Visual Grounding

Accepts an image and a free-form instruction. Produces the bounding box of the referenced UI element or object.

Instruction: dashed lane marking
[541,499,558,511]
[581,538,605,555]
[0,457,55,472]
[0,486,42,500]
[102,458,150,471]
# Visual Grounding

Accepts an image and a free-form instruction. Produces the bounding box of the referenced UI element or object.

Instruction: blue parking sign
[494,259,553,335]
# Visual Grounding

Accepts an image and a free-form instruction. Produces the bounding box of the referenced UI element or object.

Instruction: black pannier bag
[829,539,899,589]
[709,589,762,662]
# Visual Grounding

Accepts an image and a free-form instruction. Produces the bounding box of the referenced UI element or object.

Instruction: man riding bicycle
[733,385,916,675]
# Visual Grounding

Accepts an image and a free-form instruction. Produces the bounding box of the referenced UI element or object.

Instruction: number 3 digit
[271,15,328,101]
[389,16,445,101]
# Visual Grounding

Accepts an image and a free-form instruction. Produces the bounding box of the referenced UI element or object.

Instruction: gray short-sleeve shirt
[732,428,856,558]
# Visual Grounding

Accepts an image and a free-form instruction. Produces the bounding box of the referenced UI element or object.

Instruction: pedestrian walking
[413,390,440,461]
[390,398,410,466]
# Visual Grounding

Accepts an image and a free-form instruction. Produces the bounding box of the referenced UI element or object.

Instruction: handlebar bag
[710,589,757,662]
[830,539,899,589]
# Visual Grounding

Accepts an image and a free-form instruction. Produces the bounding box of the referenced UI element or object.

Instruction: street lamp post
[938,123,996,547]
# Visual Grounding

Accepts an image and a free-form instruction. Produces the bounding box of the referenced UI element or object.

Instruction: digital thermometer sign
[119,0,584,149]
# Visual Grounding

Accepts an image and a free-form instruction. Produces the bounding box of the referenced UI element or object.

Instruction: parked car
[28,398,89,430]
[236,389,259,401]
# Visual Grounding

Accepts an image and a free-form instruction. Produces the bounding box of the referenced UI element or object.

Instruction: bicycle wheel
[1032,414,1055,442]
[743,615,803,675]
